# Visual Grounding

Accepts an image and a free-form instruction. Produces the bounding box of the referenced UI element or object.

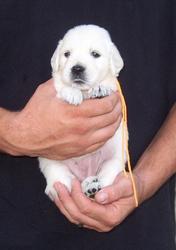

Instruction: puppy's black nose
[71,65,85,75]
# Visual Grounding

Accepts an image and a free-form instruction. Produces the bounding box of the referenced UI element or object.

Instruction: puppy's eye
[91,51,101,58]
[64,51,71,58]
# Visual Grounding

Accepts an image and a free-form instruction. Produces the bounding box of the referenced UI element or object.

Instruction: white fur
[39,25,126,200]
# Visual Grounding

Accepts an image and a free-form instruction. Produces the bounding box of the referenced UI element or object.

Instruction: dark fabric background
[0,0,175,249]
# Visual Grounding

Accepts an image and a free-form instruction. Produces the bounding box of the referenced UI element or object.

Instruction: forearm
[134,103,176,203]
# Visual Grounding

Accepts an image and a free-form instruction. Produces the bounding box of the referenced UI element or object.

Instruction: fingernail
[96,192,108,204]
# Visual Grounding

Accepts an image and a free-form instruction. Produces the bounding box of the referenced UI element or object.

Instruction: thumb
[95,173,134,204]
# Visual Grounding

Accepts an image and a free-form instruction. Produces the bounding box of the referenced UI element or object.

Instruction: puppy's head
[51,25,123,90]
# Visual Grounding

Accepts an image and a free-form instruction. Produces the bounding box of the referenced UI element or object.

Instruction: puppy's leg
[97,158,124,188]
[82,158,123,198]
[98,123,127,189]
[82,123,127,197]
[39,158,74,201]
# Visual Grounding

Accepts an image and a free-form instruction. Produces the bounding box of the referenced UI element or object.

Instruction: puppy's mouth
[73,79,87,85]
[72,78,91,90]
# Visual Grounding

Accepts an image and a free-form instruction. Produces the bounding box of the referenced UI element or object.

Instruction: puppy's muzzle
[71,64,86,84]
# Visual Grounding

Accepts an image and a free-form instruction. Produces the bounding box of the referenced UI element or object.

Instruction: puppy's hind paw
[81,176,101,198]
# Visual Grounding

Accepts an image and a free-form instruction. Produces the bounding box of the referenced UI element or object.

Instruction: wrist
[133,147,175,204]
[133,151,164,204]
[133,161,153,204]
[0,108,26,156]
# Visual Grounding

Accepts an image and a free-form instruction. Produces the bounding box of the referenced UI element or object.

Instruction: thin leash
[116,80,139,207]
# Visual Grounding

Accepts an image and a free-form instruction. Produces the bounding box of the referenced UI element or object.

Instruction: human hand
[54,172,142,232]
[53,103,176,232]
[1,79,122,159]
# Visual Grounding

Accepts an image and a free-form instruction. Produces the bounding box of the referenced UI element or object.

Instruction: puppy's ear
[51,40,63,72]
[110,43,124,77]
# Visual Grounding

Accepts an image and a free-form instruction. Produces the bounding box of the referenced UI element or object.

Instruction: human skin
[0,79,122,159]
[54,104,176,232]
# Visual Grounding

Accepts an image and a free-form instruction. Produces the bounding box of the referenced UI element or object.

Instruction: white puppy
[39,24,126,200]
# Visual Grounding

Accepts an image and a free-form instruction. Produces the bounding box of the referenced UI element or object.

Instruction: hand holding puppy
[54,173,141,232]
[54,104,176,232]
[0,79,122,160]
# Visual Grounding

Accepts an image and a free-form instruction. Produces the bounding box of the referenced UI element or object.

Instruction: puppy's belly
[63,145,113,182]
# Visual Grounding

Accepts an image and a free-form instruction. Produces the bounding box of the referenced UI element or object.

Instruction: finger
[54,196,79,225]
[87,100,122,131]
[61,141,105,159]
[72,117,121,156]
[54,182,83,220]
[73,92,120,117]
[74,106,122,156]
[78,142,105,156]
[74,177,137,229]
[71,179,108,220]
[83,224,112,233]
[87,119,120,146]
[71,179,117,229]
[54,182,107,231]
[95,173,134,204]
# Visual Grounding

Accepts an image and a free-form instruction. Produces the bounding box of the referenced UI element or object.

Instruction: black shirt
[0,1,175,249]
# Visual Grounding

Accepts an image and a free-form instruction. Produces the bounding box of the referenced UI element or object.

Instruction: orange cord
[116,80,139,207]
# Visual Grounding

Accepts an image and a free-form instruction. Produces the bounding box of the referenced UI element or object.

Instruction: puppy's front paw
[91,86,112,99]
[61,87,83,105]
[81,176,101,198]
